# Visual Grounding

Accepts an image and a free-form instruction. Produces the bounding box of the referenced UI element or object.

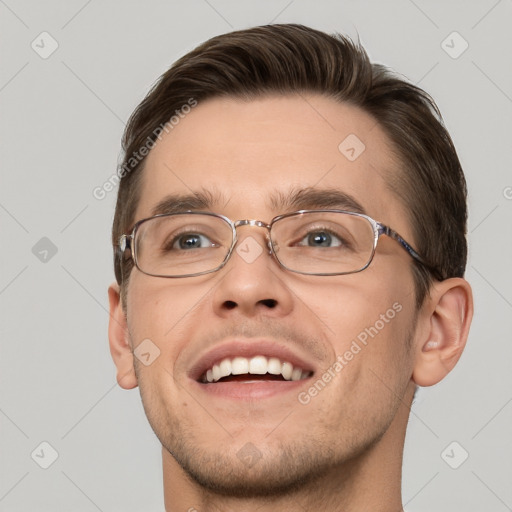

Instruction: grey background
[1,0,511,510]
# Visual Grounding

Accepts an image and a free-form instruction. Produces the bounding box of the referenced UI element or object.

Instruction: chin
[172,446,329,498]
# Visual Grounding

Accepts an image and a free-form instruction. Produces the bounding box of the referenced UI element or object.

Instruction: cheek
[310,273,415,380]
[310,279,415,436]
[126,276,207,345]
[125,278,187,397]
[126,275,221,394]
[311,273,406,333]
[125,279,195,429]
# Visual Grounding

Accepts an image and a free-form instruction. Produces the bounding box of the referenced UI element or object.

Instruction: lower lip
[191,378,313,400]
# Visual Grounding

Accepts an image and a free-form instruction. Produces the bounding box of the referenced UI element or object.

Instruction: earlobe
[412,278,473,387]
[108,282,138,390]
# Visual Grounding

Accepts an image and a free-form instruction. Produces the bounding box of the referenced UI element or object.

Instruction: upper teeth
[202,356,310,383]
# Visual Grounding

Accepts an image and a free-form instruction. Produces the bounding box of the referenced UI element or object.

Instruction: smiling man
[107,24,473,511]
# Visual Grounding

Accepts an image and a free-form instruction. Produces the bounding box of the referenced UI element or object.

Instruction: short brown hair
[112,23,467,308]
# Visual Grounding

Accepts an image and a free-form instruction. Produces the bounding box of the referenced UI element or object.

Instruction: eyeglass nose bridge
[233,219,271,229]
[231,219,273,255]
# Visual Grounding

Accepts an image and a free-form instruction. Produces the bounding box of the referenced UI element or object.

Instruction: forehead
[135,95,404,227]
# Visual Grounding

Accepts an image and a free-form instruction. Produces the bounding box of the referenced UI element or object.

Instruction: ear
[108,282,138,389]
[412,277,473,387]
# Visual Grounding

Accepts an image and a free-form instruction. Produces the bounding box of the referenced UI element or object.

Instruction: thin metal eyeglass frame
[118,209,438,279]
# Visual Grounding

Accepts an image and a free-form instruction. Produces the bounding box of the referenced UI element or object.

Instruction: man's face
[123,95,421,494]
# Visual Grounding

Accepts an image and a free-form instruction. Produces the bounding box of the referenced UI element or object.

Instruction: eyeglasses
[118,210,436,279]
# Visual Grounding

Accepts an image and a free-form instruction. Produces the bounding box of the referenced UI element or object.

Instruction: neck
[162,384,414,512]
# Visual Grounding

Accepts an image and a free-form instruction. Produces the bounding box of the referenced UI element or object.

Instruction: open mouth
[199,355,313,384]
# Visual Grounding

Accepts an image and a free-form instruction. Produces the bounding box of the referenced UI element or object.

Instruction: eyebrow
[269,186,366,215]
[150,186,367,218]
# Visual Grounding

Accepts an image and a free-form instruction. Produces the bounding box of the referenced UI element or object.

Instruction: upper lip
[188,339,317,382]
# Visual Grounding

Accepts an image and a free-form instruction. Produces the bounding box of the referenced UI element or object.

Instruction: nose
[211,226,295,319]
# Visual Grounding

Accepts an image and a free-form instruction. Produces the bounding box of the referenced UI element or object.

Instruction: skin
[108,95,473,511]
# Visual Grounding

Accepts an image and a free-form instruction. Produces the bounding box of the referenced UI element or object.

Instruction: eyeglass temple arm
[377,224,444,281]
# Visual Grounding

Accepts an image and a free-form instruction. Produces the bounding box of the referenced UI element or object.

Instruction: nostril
[222,299,276,310]
[224,300,237,310]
